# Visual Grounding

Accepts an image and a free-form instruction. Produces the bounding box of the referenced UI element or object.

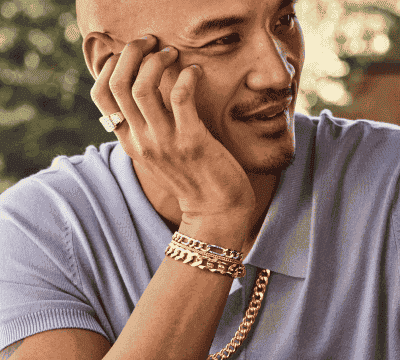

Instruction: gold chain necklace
[207,268,271,359]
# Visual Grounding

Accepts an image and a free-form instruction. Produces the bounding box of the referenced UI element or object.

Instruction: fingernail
[141,34,156,42]
[109,52,121,61]
[191,64,203,77]
[161,47,171,52]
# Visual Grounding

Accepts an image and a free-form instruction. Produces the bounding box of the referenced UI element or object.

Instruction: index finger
[108,35,158,130]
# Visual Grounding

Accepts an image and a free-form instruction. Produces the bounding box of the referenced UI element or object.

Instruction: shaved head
[76,0,143,40]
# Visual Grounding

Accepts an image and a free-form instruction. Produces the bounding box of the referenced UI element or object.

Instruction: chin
[238,132,296,176]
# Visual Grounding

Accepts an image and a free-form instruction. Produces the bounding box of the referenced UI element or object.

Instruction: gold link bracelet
[165,240,246,278]
[165,232,271,359]
[172,232,244,262]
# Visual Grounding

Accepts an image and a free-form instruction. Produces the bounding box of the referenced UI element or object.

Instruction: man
[0,0,399,358]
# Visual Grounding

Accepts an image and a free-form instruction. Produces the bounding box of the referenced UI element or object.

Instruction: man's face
[105,0,305,175]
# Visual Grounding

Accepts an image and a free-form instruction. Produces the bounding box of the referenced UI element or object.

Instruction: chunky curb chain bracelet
[165,238,246,278]
[164,232,271,359]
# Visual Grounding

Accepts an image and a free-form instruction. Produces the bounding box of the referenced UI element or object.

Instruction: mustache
[230,87,294,120]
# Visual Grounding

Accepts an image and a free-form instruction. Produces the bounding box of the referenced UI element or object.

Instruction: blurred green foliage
[0,0,115,192]
[0,0,400,193]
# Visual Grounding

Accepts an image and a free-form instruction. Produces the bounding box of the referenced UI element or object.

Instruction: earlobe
[82,32,121,80]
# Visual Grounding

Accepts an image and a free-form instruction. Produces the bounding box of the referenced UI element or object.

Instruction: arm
[2,218,246,360]
[91,34,255,360]
[3,34,255,360]
[1,329,111,360]
[104,211,251,360]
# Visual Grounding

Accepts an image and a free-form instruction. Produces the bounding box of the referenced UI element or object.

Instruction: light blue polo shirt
[1,109,400,359]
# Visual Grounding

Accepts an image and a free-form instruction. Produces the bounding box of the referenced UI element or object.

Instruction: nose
[246,34,295,92]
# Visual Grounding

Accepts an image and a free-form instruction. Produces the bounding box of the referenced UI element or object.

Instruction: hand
[90,35,255,225]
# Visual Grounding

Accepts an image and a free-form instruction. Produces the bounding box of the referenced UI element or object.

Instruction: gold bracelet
[165,233,269,359]
[170,239,242,265]
[165,240,246,279]
[172,232,244,261]
[169,232,245,276]
[165,232,271,360]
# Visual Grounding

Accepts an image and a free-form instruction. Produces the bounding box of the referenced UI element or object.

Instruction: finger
[109,35,158,128]
[170,65,204,136]
[131,47,179,134]
[90,54,122,117]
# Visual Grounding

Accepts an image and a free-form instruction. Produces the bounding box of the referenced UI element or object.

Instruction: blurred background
[0,0,399,193]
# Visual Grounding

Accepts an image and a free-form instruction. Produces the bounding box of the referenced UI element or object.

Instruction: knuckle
[90,85,100,103]
[109,80,128,96]
[138,147,155,161]
[132,85,152,100]
[161,150,173,164]
[177,143,204,162]
[170,86,190,105]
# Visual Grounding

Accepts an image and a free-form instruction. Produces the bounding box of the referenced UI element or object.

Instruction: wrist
[179,209,253,251]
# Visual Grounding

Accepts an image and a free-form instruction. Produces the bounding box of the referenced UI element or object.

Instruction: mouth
[238,98,293,122]
[241,106,289,123]
[251,108,286,121]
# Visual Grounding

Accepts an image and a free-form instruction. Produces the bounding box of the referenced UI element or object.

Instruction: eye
[275,13,297,33]
[203,33,241,48]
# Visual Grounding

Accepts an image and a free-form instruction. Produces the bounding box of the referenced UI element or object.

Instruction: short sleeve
[0,176,108,351]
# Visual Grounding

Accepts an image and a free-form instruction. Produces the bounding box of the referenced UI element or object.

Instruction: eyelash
[203,12,297,48]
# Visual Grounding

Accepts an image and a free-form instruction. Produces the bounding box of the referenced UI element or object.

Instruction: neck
[246,172,279,239]
[133,160,280,241]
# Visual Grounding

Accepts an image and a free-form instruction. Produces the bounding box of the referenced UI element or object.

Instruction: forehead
[112,0,286,43]
[121,0,258,37]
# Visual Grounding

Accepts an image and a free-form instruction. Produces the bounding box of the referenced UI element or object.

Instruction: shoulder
[296,109,400,144]
[0,141,120,220]
[295,110,400,168]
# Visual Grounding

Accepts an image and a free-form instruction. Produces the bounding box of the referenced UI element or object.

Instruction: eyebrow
[184,0,298,38]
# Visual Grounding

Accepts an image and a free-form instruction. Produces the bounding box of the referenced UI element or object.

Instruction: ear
[82,32,125,80]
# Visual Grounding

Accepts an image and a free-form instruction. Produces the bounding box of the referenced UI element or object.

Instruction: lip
[239,97,293,120]
[242,97,293,120]
[239,107,290,137]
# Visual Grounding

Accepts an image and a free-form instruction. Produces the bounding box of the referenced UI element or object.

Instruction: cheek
[158,61,221,120]
[158,59,240,134]
[289,23,306,72]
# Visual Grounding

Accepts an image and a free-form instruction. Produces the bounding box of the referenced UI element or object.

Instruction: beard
[241,137,296,175]
[230,122,297,176]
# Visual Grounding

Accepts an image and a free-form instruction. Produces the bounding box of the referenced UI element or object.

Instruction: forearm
[103,217,250,360]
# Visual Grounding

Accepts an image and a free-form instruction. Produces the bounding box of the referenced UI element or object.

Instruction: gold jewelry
[207,269,271,359]
[165,240,245,279]
[170,239,242,265]
[172,232,243,262]
[99,111,125,132]
[166,232,245,278]
[165,232,270,359]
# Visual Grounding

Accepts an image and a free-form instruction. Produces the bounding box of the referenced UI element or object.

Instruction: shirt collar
[244,113,316,278]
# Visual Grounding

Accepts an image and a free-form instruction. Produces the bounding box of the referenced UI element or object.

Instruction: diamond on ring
[99,111,125,132]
